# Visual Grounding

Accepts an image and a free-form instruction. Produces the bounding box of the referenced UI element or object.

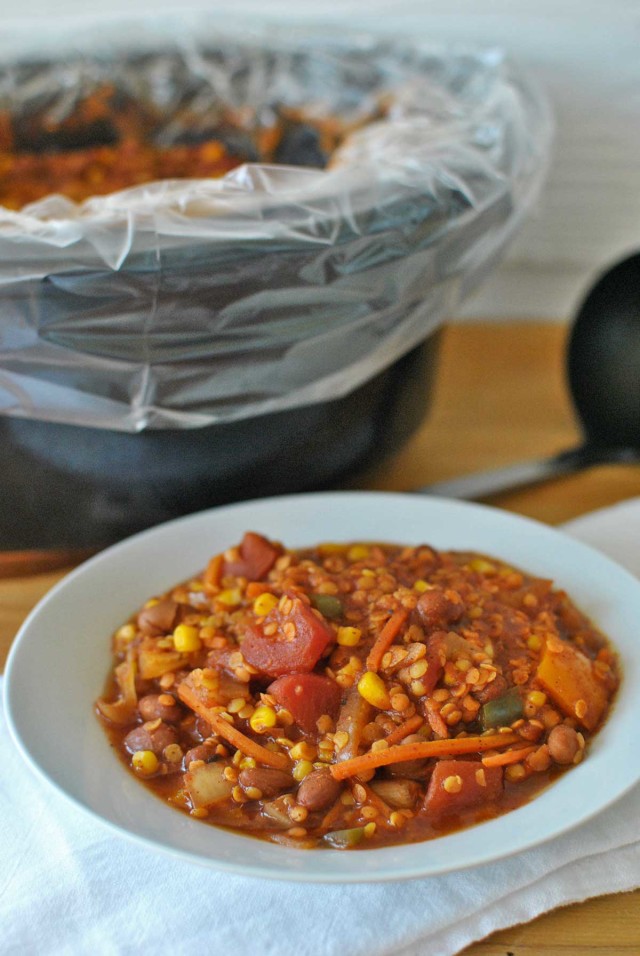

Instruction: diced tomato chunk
[223,532,281,581]
[268,673,342,735]
[241,594,334,677]
[423,759,503,816]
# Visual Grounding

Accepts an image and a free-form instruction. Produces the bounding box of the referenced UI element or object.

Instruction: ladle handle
[415,445,633,500]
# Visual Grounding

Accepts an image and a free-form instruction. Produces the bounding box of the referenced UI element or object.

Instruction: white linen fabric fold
[2,499,639,956]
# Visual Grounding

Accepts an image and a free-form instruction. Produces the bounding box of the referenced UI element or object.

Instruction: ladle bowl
[420,252,640,500]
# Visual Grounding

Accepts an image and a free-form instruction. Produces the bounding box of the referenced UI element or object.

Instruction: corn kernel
[357,671,391,710]
[469,558,495,574]
[527,690,547,709]
[276,737,295,749]
[249,705,277,733]
[173,624,202,653]
[318,542,347,555]
[363,822,377,838]
[144,598,160,609]
[527,635,542,652]
[347,544,370,561]
[289,741,317,761]
[292,759,315,781]
[116,623,137,642]
[413,579,431,593]
[337,626,362,647]
[132,750,159,775]
[217,588,243,607]
[253,592,279,616]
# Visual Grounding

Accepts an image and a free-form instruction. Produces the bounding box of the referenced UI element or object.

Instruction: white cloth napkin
[3,500,640,956]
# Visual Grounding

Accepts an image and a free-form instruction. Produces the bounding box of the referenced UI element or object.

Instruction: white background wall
[3,0,640,321]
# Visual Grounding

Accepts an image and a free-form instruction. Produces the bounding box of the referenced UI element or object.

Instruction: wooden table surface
[1,321,639,954]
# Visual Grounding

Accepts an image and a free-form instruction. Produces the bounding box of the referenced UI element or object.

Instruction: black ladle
[417,252,640,499]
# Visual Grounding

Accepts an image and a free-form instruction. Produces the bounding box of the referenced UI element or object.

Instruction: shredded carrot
[481,745,537,768]
[319,797,345,832]
[245,581,269,599]
[204,553,224,589]
[385,714,424,746]
[206,713,291,771]
[177,682,290,771]
[366,608,409,672]
[329,732,520,781]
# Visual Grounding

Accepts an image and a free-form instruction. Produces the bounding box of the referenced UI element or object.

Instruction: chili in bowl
[4,493,639,881]
[95,531,619,850]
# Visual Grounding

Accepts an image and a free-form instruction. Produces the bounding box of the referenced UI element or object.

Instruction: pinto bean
[149,723,180,753]
[547,724,580,764]
[138,694,182,723]
[238,767,294,798]
[183,743,218,767]
[124,726,152,754]
[124,721,178,755]
[195,716,212,739]
[137,599,180,636]
[416,588,464,631]
[296,769,342,811]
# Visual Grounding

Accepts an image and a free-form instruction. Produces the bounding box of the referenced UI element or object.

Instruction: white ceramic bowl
[5,492,639,882]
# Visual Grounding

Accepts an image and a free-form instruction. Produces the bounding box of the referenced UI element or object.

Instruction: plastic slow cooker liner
[0,23,552,433]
